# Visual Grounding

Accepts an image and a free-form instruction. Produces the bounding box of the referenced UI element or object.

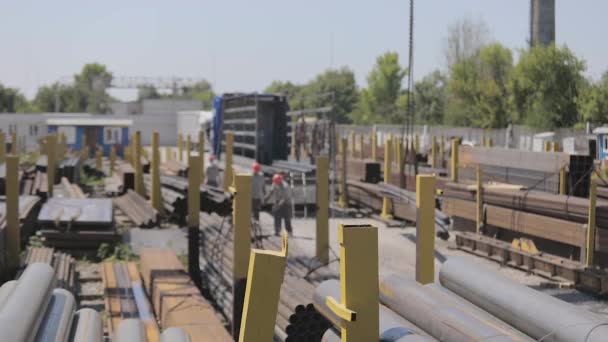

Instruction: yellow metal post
[482,136,487,147]
[551,141,558,152]
[544,140,551,152]
[326,224,379,342]
[224,132,234,191]
[350,131,355,158]
[476,166,483,234]
[416,174,436,284]
[11,130,17,155]
[338,138,349,209]
[450,138,459,183]
[359,134,364,160]
[559,166,567,195]
[440,136,445,168]
[199,130,205,185]
[414,134,420,153]
[188,154,202,288]
[109,146,116,176]
[586,179,597,266]
[316,156,329,264]
[47,134,57,197]
[178,133,184,161]
[6,155,20,270]
[395,138,403,170]
[430,136,437,169]
[95,147,102,170]
[0,132,5,164]
[186,134,192,157]
[231,173,253,337]
[487,137,493,147]
[59,132,67,158]
[238,236,288,342]
[151,132,163,214]
[133,131,144,196]
[381,136,393,219]
[371,128,377,161]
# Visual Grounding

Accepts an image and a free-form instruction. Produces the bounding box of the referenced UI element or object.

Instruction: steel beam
[439,257,608,342]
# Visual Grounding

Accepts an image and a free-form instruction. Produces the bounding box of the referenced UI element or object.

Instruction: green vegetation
[97,243,138,262]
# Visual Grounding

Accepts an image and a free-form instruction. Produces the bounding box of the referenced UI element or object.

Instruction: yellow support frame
[231,173,253,337]
[338,138,349,209]
[476,166,483,234]
[224,132,234,191]
[133,131,144,196]
[359,134,364,160]
[326,224,379,342]
[238,236,288,342]
[47,134,57,197]
[199,131,205,185]
[186,134,192,158]
[316,156,329,264]
[416,174,436,284]
[451,138,459,183]
[109,146,116,177]
[586,178,597,266]
[371,128,377,161]
[178,133,184,161]
[414,134,420,153]
[440,136,445,168]
[95,147,102,170]
[430,136,437,169]
[487,137,493,147]
[59,132,67,159]
[350,131,355,158]
[6,155,20,270]
[151,132,163,214]
[559,166,567,195]
[381,136,393,219]
[0,132,5,164]
[11,130,17,155]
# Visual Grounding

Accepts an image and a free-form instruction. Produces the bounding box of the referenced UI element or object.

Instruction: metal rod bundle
[439,257,608,342]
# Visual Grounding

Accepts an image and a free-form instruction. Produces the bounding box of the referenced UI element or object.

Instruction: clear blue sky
[1,0,607,101]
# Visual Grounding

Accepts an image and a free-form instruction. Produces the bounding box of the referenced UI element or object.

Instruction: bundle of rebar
[143,178,187,222]
[113,190,159,228]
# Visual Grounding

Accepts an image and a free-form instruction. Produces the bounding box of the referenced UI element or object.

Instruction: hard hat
[252,162,261,173]
[272,174,282,185]
[209,155,215,162]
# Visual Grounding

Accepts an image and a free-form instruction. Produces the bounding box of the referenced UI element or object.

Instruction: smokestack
[530,0,555,47]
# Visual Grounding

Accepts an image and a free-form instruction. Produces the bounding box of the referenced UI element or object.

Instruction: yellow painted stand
[414,134,420,154]
[224,132,234,192]
[0,132,5,164]
[430,136,437,169]
[109,146,116,176]
[47,134,57,197]
[350,131,355,158]
[395,138,403,170]
[482,136,487,147]
[338,138,349,209]
[327,224,379,342]
[186,134,192,157]
[371,128,377,161]
[133,131,145,196]
[487,137,493,147]
[359,134,364,160]
[151,132,163,214]
[95,147,102,170]
[440,136,445,168]
[551,141,558,152]
[6,155,20,270]
[231,173,253,337]
[416,175,436,284]
[11,131,17,155]
[559,166,567,195]
[381,136,393,219]
[178,134,184,161]
[450,138,459,183]
[59,132,67,159]
[316,156,329,265]
[238,236,288,342]
[544,140,551,152]
[586,179,597,266]
[476,166,483,234]
[199,131,205,185]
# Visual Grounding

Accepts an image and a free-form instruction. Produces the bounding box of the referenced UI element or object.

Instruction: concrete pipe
[70,308,103,342]
[439,257,608,342]
[160,327,191,342]
[34,288,76,342]
[314,279,436,342]
[0,263,56,342]
[380,274,533,342]
[0,280,17,310]
[114,319,146,342]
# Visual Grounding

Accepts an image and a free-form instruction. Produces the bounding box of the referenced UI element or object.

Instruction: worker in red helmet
[205,154,219,187]
[251,162,266,221]
[264,173,293,236]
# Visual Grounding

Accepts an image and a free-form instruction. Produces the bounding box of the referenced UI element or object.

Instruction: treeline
[0,63,215,114]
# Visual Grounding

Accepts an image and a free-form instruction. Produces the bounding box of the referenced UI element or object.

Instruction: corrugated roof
[46,117,133,127]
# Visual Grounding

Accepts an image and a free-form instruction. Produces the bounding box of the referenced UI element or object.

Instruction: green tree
[414,70,447,124]
[509,45,586,129]
[137,84,161,100]
[265,80,306,109]
[178,80,214,110]
[74,63,113,113]
[33,83,87,113]
[304,67,358,123]
[445,43,513,128]
[353,52,407,124]
[0,84,29,112]
[579,72,608,124]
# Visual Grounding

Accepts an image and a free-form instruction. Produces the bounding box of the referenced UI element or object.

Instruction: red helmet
[252,162,261,173]
[272,174,282,185]
[209,155,215,162]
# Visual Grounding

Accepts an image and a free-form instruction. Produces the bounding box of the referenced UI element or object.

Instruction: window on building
[104,127,122,145]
